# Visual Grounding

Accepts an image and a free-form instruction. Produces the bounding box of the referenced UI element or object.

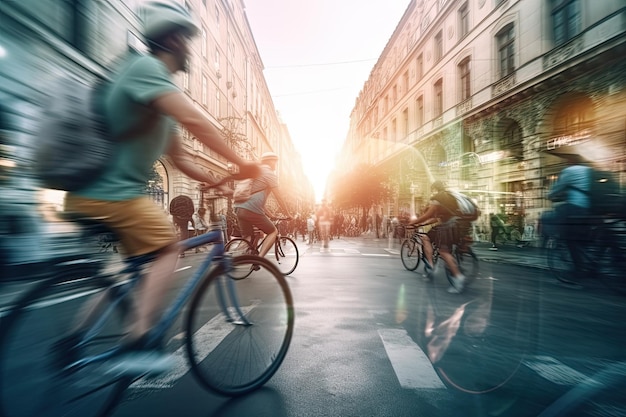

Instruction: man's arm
[410,204,438,226]
[270,187,293,218]
[152,91,258,178]
[547,169,570,201]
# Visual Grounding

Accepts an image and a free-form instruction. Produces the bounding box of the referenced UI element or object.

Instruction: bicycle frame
[69,227,248,373]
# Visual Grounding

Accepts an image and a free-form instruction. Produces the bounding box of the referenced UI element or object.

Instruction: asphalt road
[101,237,626,417]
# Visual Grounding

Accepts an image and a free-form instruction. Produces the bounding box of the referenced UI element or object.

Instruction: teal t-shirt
[74,53,179,201]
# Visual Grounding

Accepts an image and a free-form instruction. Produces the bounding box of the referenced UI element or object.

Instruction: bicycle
[400,226,479,287]
[225,218,299,276]
[544,215,626,294]
[0,181,294,417]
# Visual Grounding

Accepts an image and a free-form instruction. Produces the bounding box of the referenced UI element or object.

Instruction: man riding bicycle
[409,181,467,293]
[543,153,592,285]
[64,1,260,375]
[234,152,294,259]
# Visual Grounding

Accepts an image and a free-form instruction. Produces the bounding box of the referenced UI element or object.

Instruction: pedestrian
[307,213,315,244]
[192,207,208,252]
[63,1,260,376]
[489,213,504,250]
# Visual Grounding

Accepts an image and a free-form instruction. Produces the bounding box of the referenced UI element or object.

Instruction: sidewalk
[351,232,549,270]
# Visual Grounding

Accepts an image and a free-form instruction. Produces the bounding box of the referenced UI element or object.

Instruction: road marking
[523,356,588,385]
[362,253,390,257]
[131,303,257,389]
[378,328,446,389]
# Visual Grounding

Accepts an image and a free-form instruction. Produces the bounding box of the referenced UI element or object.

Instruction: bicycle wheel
[185,255,294,396]
[0,275,131,417]
[400,238,421,271]
[271,236,299,275]
[224,238,255,280]
[545,237,575,284]
[457,246,479,285]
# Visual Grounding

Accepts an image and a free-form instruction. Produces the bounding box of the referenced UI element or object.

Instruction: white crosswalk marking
[522,356,588,385]
[378,328,446,389]
[131,304,257,389]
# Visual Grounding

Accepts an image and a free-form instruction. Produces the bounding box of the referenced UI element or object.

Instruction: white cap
[141,1,199,41]
[260,151,279,161]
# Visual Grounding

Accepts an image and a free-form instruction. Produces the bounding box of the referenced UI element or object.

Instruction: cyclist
[409,181,466,293]
[234,152,294,259]
[64,0,260,375]
[543,153,592,285]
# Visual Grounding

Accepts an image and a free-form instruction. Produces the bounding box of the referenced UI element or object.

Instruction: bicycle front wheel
[185,255,294,396]
[271,236,299,275]
[0,275,131,417]
[400,238,421,271]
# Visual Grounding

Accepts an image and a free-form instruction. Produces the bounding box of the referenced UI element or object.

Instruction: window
[391,119,397,142]
[201,27,207,57]
[553,95,593,136]
[459,2,469,38]
[215,6,220,30]
[215,49,220,73]
[202,75,207,106]
[403,71,409,94]
[434,79,443,117]
[416,54,423,80]
[216,90,220,116]
[402,108,409,138]
[393,85,398,103]
[416,96,424,127]
[459,57,471,101]
[496,24,515,78]
[434,31,443,62]
[551,0,581,45]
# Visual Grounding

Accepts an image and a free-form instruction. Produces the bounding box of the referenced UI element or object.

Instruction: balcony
[492,73,516,97]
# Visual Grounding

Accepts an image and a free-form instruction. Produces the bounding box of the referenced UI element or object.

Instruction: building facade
[0,0,312,270]
[337,0,626,239]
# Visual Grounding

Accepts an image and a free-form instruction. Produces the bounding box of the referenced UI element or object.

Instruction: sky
[244,0,411,201]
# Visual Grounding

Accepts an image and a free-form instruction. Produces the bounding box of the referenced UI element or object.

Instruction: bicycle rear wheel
[400,238,421,271]
[185,255,294,396]
[271,236,299,275]
[224,238,255,279]
[0,275,131,417]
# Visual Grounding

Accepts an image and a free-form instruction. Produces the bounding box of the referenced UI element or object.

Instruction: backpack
[233,179,264,204]
[447,191,481,221]
[587,169,624,216]
[34,74,114,191]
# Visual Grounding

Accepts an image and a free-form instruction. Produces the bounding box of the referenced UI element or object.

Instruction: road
[1,236,624,416]
[102,237,626,417]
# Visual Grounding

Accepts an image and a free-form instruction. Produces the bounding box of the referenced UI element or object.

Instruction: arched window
[553,95,593,137]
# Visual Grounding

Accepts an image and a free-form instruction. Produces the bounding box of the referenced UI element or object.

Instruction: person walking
[192,207,208,252]
[489,213,503,250]
[64,1,260,376]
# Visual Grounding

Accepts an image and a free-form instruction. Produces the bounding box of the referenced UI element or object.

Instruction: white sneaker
[448,274,466,293]
[106,349,175,377]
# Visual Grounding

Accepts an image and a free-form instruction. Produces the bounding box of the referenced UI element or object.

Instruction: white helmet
[141,1,199,41]
[261,151,279,161]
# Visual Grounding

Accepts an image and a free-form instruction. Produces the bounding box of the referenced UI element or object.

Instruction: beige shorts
[65,194,177,256]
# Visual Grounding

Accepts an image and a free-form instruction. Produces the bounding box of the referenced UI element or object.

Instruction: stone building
[337,0,626,239]
[0,0,312,271]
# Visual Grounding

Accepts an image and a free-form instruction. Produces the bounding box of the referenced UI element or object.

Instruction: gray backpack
[34,74,114,191]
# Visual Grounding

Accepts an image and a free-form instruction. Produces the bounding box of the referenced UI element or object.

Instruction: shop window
[502,121,523,160]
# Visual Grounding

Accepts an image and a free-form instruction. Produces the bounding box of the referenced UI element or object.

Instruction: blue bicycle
[0,187,294,417]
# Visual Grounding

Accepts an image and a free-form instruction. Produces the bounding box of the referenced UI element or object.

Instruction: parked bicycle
[544,215,626,294]
[0,179,294,417]
[225,217,299,276]
[401,226,479,286]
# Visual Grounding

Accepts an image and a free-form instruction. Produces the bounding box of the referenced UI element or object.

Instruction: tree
[331,163,391,232]
[219,116,255,159]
